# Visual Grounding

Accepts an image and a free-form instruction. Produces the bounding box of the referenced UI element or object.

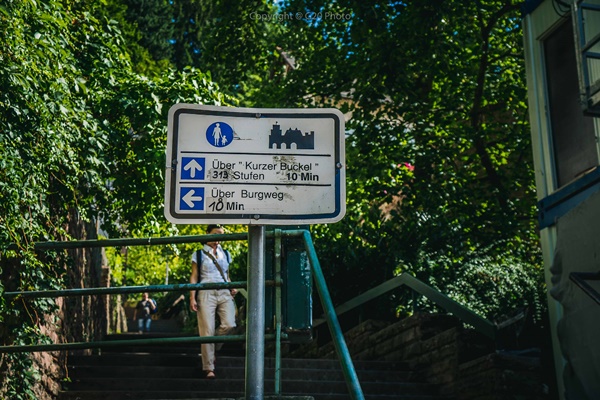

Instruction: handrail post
[245,225,266,400]
[274,228,283,395]
[411,289,418,314]
[302,231,365,400]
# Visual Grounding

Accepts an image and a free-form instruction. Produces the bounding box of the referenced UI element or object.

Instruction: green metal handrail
[1,232,249,251]
[0,233,254,355]
[300,230,365,400]
[0,334,270,354]
[313,272,498,341]
[0,229,365,400]
[0,235,253,355]
[3,281,252,299]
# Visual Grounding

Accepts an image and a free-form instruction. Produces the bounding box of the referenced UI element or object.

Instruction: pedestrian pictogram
[206,122,234,148]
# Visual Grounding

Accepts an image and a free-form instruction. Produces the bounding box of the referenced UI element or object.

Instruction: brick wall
[30,305,66,400]
[285,313,544,399]
[18,216,108,400]
[458,352,543,400]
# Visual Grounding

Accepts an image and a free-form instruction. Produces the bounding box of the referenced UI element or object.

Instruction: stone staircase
[57,333,452,400]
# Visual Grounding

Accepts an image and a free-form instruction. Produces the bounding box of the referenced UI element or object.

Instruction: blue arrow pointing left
[180,187,205,210]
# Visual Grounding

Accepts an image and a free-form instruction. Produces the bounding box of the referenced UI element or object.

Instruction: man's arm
[190,261,199,312]
[225,251,237,296]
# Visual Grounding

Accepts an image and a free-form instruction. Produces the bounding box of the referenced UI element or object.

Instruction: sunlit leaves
[269,0,542,321]
[0,1,227,397]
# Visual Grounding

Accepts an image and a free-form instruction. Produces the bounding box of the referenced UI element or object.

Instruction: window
[544,20,598,187]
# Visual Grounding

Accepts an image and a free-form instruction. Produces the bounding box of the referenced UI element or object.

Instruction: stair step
[68,354,411,370]
[67,365,414,381]
[59,331,449,400]
[125,319,184,333]
[99,333,244,355]
[58,391,448,400]
[68,353,202,367]
[63,376,436,394]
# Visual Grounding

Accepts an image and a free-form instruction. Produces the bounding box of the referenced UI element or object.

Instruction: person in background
[190,224,237,379]
[133,292,156,333]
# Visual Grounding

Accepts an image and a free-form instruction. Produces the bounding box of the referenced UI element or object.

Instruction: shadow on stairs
[58,330,453,400]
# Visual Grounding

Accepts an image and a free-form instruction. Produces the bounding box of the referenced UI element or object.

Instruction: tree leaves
[0,1,546,377]
[264,0,543,321]
[0,2,228,396]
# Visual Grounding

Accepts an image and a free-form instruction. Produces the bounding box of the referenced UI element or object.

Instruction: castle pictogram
[269,123,315,149]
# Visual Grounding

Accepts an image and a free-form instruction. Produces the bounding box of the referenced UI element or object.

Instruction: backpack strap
[197,248,231,267]
[201,249,228,283]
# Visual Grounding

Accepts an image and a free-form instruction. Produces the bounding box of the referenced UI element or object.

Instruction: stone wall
[457,352,543,400]
[23,215,109,400]
[62,217,107,345]
[285,313,544,399]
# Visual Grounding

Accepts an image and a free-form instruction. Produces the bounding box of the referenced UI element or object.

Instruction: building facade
[523,1,600,398]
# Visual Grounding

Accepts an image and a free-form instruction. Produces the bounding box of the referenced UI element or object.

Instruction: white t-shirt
[191,244,230,283]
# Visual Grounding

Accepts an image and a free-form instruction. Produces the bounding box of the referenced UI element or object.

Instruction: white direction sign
[164,104,346,225]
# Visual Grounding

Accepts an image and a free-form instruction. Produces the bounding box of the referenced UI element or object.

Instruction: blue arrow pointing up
[184,159,203,178]
[181,157,205,180]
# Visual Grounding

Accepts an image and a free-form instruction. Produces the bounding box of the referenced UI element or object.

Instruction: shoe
[204,370,216,379]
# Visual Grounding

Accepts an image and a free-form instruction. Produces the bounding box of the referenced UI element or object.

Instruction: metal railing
[573,0,600,114]
[1,229,365,400]
[314,272,498,341]
[2,233,250,354]
[570,271,600,305]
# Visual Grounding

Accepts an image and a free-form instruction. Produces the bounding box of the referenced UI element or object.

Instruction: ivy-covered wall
[0,1,226,398]
[0,215,106,399]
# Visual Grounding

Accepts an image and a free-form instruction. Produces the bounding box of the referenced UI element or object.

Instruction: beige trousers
[196,289,236,372]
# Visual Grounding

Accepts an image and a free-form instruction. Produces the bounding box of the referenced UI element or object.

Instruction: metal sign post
[163,104,346,398]
[245,225,266,399]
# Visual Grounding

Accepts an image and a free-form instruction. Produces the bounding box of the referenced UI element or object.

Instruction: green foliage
[0,0,129,394]
[122,0,175,62]
[405,243,545,323]
[105,224,248,288]
[0,2,549,397]
[270,0,544,320]
[0,0,227,397]
[103,0,545,325]
[91,67,229,237]
[169,0,286,98]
